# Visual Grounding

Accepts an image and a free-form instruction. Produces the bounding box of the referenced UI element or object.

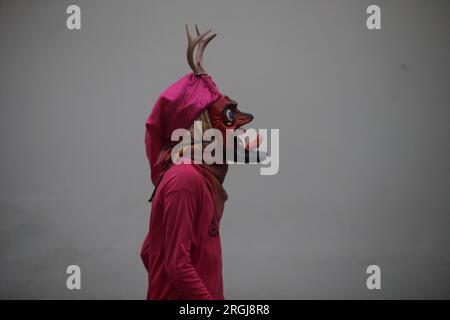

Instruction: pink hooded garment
[141,73,225,300]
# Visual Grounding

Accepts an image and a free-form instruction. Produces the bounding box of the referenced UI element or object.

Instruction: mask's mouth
[227,125,268,164]
[236,127,262,151]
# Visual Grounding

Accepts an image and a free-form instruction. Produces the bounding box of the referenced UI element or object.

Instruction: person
[140,25,259,300]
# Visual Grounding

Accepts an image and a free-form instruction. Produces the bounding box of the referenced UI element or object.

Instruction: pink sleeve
[162,190,212,300]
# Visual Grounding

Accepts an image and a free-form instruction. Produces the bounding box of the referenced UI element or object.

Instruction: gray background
[1,0,449,299]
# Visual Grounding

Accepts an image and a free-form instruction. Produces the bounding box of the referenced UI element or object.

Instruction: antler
[185,24,217,75]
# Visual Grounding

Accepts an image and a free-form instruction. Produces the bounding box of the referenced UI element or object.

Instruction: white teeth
[237,135,246,148]
[236,130,261,150]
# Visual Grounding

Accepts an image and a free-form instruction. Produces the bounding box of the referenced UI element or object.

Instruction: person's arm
[162,189,212,300]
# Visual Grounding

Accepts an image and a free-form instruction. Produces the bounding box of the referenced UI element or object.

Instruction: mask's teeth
[238,133,262,151]
[246,133,262,150]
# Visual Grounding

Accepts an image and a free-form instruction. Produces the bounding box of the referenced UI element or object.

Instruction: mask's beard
[172,110,215,163]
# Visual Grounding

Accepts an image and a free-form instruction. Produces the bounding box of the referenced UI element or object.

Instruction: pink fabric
[145,73,222,185]
[140,163,224,300]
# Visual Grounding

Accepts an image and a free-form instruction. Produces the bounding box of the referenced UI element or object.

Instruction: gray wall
[1,0,449,299]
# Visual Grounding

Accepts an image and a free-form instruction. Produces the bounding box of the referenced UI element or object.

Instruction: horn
[185,24,216,75]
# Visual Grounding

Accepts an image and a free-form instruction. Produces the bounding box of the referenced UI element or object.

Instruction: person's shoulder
[161,163,205,193]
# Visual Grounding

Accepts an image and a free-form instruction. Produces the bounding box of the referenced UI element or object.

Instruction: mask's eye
[224,107,235,126]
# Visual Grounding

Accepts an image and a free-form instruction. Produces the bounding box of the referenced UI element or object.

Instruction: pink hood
[145,73,222,185]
